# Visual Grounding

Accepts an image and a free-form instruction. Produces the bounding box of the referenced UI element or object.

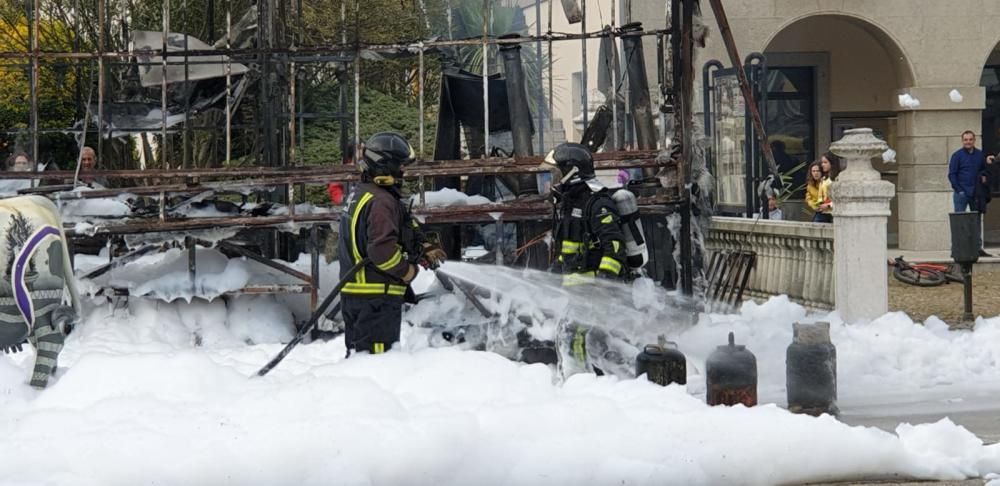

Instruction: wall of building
[766,16,899,114]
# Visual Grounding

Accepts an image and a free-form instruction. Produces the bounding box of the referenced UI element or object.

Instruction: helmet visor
[541,150,563,183]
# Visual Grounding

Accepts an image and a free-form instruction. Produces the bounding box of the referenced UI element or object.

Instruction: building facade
[520,1,1000,251]
[639,0,1000,251]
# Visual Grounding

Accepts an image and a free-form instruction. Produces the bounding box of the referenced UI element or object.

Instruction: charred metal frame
[1,0,723,302]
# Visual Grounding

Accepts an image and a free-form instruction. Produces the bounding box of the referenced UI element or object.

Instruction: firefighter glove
[422,242,447,267]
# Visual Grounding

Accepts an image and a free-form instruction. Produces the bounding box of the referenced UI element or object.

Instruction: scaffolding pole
[610,0,619,151]
[289,0,298,172]
[580,0,588,130]
[297,0,305,168]
[161,0,169,169]
[482,0,490,158]
[679,0,694,296]
[225,8,232,166]
[535,0,544,153]
[354,0,361,162]
[547,0,553,126]
[419,45,425,158]
[29,0,40,172]
[183,0,191,169]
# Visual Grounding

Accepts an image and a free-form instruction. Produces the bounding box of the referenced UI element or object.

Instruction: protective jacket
[554,181,627,285]
[337,182,420,299]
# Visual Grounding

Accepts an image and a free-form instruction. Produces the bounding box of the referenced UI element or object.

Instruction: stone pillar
[829,128,896,323]
[895,87,986,251]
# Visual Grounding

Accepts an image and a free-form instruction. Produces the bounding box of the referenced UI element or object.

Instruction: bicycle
[888,256,964,287]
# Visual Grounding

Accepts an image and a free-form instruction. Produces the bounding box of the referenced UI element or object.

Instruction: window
[766,67,816,198]
[711,73,748,211]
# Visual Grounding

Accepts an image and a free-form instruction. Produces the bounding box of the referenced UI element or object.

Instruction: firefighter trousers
[342,296,402,354]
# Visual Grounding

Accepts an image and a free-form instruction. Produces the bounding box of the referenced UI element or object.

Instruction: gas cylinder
[705,332,757,407]
[610,188,648,271]
[635,342,686,386]
[786,322,838,416]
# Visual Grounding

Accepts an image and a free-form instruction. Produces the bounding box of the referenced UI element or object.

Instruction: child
[768,196,783,220]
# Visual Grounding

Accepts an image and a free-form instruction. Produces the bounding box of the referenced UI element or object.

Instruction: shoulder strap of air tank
[583,188,613,222]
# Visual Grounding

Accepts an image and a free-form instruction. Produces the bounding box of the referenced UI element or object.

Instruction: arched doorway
[979,46,1000,245]
[762,14,913,240]
[981,47,1000,156]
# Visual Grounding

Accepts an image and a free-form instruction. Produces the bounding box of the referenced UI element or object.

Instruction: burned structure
[0,0,750,322]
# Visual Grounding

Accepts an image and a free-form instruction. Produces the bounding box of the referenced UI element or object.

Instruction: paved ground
[842,409,1000,445]
[888,266,1000,324]
[890,246,1000,265]
[812,481,984,485]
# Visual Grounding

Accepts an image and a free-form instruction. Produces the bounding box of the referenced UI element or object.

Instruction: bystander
[948,130,994,256]
[806,162,832,223]
[75,146,108,188]
[768,196,783,220]
[0,152,35,197]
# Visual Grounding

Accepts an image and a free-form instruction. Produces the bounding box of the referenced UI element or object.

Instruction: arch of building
[979,41,1000,246]
[692,2,1000,251]
[762,13,914,244]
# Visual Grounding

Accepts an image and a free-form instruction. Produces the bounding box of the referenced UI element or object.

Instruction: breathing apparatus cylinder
[610,188,648,271]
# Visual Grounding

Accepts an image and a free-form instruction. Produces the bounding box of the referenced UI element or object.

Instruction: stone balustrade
[706,217,835,310]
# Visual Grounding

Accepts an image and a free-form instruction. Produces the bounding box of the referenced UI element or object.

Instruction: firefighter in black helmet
[538,143,634,377]
[337,132,446,355]
[542,142,627,286]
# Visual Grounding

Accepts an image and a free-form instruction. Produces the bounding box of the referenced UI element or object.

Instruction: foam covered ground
[2,261,999,485]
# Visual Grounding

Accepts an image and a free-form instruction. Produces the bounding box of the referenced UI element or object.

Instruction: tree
[2,0,557,170]
[0,6,79,165]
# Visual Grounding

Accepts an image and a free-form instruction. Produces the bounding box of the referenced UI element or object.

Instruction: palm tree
[447,0,560,120]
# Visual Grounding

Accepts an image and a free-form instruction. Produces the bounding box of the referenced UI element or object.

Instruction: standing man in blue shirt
[949,131,994,211]
[948,130,995,255]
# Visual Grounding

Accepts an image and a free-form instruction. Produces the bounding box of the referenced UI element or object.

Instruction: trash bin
[949,212,981,264]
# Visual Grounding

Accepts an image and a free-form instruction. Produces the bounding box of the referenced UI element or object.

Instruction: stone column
[829,128,896,323]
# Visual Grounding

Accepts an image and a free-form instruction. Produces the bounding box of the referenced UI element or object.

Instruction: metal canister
[786,322,838,416]
[636,342,686,386]
[706,332,757,407]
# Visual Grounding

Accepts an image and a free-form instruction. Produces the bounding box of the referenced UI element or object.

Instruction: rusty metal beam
[2,150,663,181]
[91,284,313,298]
[216,240,313,284]
[226,284,312,295]
[80,244,160,280]
[65,213,338,237]
[23,154,670,202]
[65,194,679,236]
[706,0,779,179]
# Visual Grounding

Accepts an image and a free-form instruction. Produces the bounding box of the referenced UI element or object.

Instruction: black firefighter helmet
[543,142,595,186]
[359,132,416,187]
